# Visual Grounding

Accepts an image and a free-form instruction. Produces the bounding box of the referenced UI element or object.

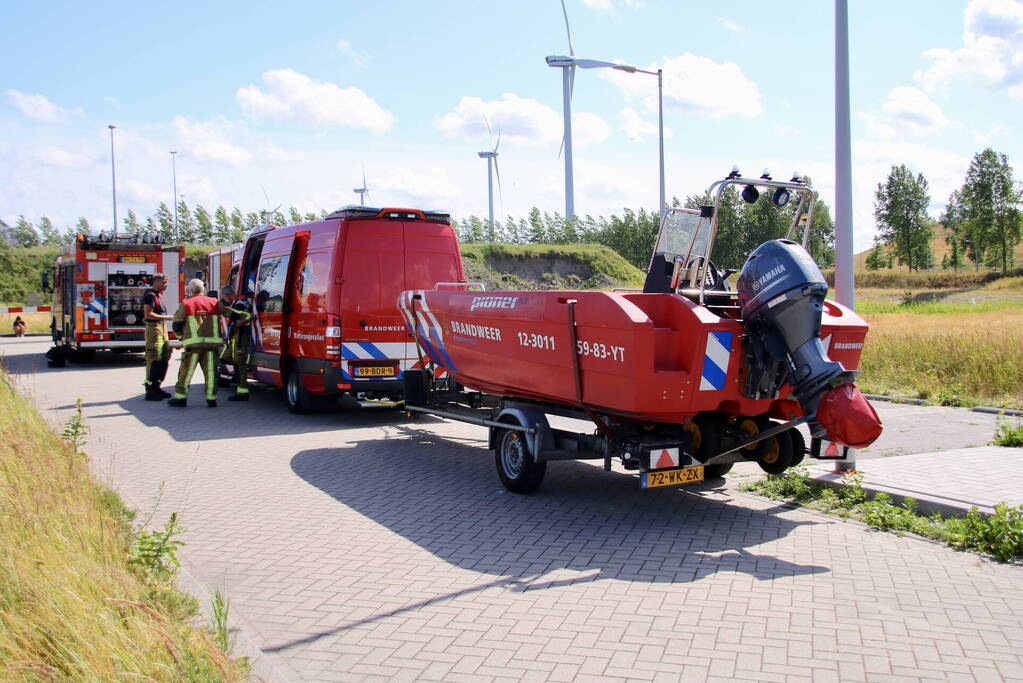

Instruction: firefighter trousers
[221,329,251,395]
[173,348,219,401]
[144,323,170,387]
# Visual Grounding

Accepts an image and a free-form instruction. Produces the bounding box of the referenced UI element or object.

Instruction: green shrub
[947,504,1023,562]
[992,417,1023,447]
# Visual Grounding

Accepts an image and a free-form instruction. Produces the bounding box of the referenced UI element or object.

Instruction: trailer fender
[489,404,554,459]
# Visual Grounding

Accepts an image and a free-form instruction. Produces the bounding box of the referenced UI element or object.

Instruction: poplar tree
[955,148,1022,272]
[873,164,933,271]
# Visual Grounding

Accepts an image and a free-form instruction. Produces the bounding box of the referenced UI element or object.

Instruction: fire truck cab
[44,232,185,367]
[226,206,465,412]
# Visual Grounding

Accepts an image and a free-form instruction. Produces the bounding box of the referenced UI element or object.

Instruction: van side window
[255,255,290,313]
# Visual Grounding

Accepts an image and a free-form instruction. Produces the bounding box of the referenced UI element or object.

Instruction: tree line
[3,202,328,250]
[6,184,837,274]
[868,147,1022,272]
[454,179,836,271]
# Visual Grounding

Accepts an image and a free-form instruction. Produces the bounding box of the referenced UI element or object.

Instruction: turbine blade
[574,58,618,69]
[494,129,501,153]
[569,64,576,101]
[558,134,565,160]
[561,0,575,56]
[483,113,494,145]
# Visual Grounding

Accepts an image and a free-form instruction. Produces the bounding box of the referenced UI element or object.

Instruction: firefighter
[218,283,254,401]
[142,273,174,400]
[168,279,249,408]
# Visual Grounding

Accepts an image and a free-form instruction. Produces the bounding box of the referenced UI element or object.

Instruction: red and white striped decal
[0,306,52,313]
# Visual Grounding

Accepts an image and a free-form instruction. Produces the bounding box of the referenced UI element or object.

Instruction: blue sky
[2,0,1021,250]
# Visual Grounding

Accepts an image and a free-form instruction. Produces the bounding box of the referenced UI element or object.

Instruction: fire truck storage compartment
[97,262,157,327]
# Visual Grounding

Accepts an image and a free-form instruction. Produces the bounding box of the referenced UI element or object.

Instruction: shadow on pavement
[291,424,828,584]
[280,424,830,652]
[3,336,441,441]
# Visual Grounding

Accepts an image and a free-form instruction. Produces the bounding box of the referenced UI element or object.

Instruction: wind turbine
[477,117,502,236]
[545,0,626,222]
[353,168,370,205]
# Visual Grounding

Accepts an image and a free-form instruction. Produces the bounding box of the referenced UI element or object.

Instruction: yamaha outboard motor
[736,239,871,441]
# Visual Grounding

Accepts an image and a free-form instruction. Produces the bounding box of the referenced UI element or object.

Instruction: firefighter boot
[147,360,171,398]
[167,397,187,407]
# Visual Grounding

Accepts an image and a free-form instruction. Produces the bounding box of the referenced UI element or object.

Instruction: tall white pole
[170,151,178,238]
[109,125,118,238]
[835,0,855,309]
[486,157,495,235]
[657,68,665,221]
[562,67,575,223]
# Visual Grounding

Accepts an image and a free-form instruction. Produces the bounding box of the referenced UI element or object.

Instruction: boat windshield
[652,208,708,265]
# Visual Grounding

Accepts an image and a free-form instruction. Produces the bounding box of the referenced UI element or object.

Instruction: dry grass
[0,370,244,681]
[858,308,1023,408]
[2,310,50,335]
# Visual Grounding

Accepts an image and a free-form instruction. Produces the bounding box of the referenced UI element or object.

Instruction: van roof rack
[327,206,451,222]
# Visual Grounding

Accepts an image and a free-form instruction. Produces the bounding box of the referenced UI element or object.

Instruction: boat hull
[399,289,869,425]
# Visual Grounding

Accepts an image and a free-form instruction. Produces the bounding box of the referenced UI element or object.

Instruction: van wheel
[285,367,313,414]
[495,428,546,494]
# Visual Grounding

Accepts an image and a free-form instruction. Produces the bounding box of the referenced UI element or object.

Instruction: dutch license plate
[121,256,146,263]
[642,465,704,489]
[354,366,396,377]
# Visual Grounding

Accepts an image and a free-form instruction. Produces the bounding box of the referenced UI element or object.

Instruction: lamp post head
[108,124,116,130]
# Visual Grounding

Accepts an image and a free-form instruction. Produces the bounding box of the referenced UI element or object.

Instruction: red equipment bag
[816,383,883,449]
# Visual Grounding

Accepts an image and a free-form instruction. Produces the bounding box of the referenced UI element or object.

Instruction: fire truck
[44,232,185,367]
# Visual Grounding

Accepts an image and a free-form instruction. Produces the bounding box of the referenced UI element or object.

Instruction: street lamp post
[108,125,118,238]
[545,57,666,222]
[170,151,178,238]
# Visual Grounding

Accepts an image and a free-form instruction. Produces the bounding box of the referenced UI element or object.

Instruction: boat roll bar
[661,170,818,304]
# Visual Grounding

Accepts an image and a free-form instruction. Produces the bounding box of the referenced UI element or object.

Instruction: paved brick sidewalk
[5,337,1023,682]
[808,447,1023,516]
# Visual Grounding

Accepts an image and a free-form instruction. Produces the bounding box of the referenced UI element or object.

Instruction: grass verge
[0,371,245,680]
[858,308,1023,409]
[741,468,1023,562]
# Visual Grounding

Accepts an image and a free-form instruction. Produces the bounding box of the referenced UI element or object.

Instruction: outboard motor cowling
[736,239,854,416]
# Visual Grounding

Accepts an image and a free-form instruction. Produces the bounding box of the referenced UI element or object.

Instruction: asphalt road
[4,337,1022,682]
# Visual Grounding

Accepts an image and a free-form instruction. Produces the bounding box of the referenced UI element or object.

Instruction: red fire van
[229,206,465,412]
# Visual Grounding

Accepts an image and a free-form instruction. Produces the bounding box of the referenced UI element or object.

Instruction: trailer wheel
[285,367,312,414]
[788,428,806,466]
[495,428,546,494]
[757,429,794,475]
[687,414,731,479]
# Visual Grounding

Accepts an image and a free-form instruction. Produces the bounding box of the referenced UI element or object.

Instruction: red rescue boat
[401,171,882,482]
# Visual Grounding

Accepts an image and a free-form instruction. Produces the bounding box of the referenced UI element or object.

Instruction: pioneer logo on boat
[752,264,787,292]
[469,295,521,312]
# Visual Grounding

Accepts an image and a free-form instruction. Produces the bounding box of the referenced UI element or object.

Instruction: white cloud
[4,90,83,123]
[336,39,369,68]
[715,16,745,33]
[864,86,951,138]
[30,146,91,168]
[602,53,762,118]
[916,0,1023,99]
[434,93,610,148]
[122,179,164,204]
[618,107,657,141]
[581,0,641,10]
[237,68,396,133]
[172,115,253,166]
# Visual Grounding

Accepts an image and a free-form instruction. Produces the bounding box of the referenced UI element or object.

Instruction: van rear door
[338,218,407,384]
